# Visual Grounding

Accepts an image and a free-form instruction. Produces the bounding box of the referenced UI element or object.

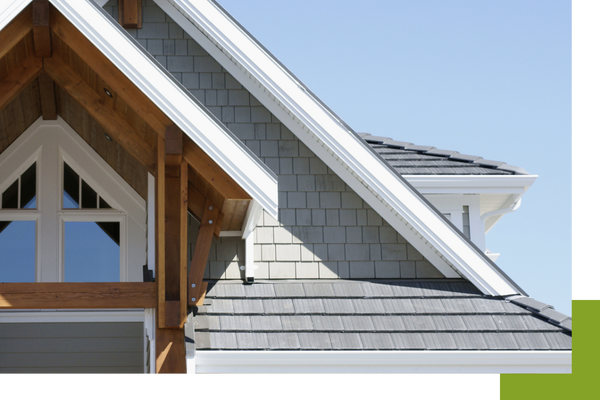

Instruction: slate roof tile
[250,316,283,331]
[539,308,570,324]
[267,333,301,349]
[371,315,407,331]
[482,332,519,350]
[411,298,446,314]
[440,298,478,314]
[298,333,333,349]
[209,332,237,349]
[421,332,458,350]
[293,298,325,314]
[391,333,427,350]
[351,299,385,314]
[274,283,306,297]
[322,298,355,314]
[341,316,375,331]
[491,315,528,331]
[432,315,468,331]
[303,283,336,297]
[232,299,264,314]
[280,315,313,331]
[452,332,490,350]
[360,333,396,349]
[460,315,497,331]
[362,282,396,297]
[381,298,416,314]
[543,332,574,350]
[263,299,295,314]
[311,315,344,331]
[243,283,276,298]
[219,315,251,331]
[236,332,269,349]
[401,315,436,331]
[512,332,550,350]
[332,283,365,297]
[329,333,363,350]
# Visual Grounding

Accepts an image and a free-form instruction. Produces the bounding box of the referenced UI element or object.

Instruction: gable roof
[361,133,529,176]
[0,0,279,218]
[153,0,527,297]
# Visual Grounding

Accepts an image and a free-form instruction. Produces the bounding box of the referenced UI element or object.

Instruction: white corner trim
[0,0,30,31]
[193,350,571,374]
[404,175,537,194]
[49,0,278,218]
[157,0,523,297]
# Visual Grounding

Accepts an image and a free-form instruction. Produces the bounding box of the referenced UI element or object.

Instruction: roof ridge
[360,133,529,175]
[505,295,571,332]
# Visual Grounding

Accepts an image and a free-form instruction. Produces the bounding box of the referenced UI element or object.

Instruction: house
[0,0,571,374]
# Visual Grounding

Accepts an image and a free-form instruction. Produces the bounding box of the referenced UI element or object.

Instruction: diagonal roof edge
[24,0,278,217]
[157,0,527,297]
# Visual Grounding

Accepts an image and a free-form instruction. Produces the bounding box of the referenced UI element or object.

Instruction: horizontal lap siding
[0,322,144,373]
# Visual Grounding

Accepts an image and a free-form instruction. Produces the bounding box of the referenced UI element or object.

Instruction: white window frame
[0,117,147,282]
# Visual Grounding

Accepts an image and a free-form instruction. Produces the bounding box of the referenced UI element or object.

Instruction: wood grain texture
[32,0,51,58]
[188,201,220,305]
[156,137,166,328]
[0,282,157,309]
[50,6,171,139]
[0,5,32,61]
[38,71,56,119]
[155,327,186,373]
[119,0,142,29]
[0,79,42,155]
[45,55,155,172]
[0,56,42,111]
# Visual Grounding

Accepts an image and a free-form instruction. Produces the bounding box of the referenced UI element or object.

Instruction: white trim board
[404,175,537,194]
[154,0,524,297]
[193,350,571,374]
[0,309,145,323]
[48,0,278,218]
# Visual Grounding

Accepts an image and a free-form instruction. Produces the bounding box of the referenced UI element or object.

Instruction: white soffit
[404,175,537,194]
[48,0,278,218]
[157,0,524,297]
[194,350,572,374]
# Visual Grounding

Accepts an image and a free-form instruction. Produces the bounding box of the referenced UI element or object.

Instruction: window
[0,119,146,282]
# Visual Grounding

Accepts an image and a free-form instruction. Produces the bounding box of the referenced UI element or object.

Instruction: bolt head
[209,206,213,210]
[191,283,196,288]
[191,297,196,302]
[209,220,213,224]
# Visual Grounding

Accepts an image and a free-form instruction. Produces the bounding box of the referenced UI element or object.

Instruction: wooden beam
[183,135,251,201]
[187,182,207,223]
[156,328,186,373]
[44,55,155,172]
[0,282,157,309]
[0,5,32,61]
[165,125,183,169]
[119,0,142,30]
[50,7,171,139]
[38,71,56,119]
[32,0,51,58]
[188,200,219,306]
[156,137,166,328]
[0,56,42,111]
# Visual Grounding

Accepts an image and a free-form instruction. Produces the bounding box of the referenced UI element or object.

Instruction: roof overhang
[0,0,278,218]
[154,0,526,297]
[191,350,571,374]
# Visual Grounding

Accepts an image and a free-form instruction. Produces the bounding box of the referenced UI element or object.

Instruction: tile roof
[191,280,571,351]
[360,133,529,175]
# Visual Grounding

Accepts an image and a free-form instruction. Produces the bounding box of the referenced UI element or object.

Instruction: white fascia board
[49,0,278,218]
[158,0,523,296]
[404,175,537,194]
[0,0,30,30]
[194,350,571,374]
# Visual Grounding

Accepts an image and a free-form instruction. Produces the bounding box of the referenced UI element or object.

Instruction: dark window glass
[81,180,97,209]
[2,180,18,209]
[63,163,80,209]
[99,197,111,209]
[0,221,36,282]
[64,221,120,282]
[20,163,36,209]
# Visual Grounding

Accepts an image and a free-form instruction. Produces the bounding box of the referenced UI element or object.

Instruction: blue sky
[217,0,572,315]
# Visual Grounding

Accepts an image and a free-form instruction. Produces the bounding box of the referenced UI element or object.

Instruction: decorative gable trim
[154,0,524,296]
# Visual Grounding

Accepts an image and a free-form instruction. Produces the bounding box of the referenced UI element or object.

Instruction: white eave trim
[193,350,571,374]
[0,0,29,30]
[404,175,537,194]
[157,0,523,296]
[48,0,278,217]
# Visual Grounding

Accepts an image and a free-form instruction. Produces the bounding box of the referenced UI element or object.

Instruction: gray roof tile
[207,299,234,314]
[403,144,434,152]
[411,298,446,314]
[235,332,269,349]
[293,298,325,314]
[390,281,424,297]
[267,333,301,349]
[521,314,562,331]
[482,332,519,350]
[402,315,436,331]
[193,315,220,331]
[440,298,478,314]
[263,299,295,314]
[351,299,385,314]
[560,319,572,331]
[491,315,528,331]
[322,298,355,314]
[219,315,251,331]
[452,332,489,350]
[391,333,426,349]
[329,333,363,349]
[280,315,313,331]
[332,283,365,297]
[512,332,550,350]
[360,333,396,349]
[303,283,336,297]
[421,332,458,349]
[209,332,237,349]
[543,332,573,350]
[509,297,550,312]
[460,315,497,331]
[424,149,458,157]
[371,315,407,331]
[274,283,306,297]
[362,282,396,297]
[232,299,264,314]
[195,332,211,349]
[384,140,413,148]
[449,154,482,162]
[381,298,416,314]
[218,283,246,298]
[539,308,570,324]
[311,315,344,331]
[298,333,332,349]
[249,316,283,331]
[243,283,276,298]
[432,315,468,331]
[341,316,375,331]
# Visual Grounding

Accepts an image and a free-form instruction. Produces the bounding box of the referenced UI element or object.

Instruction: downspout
[239,200,262,284]
[480,198,521,224]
